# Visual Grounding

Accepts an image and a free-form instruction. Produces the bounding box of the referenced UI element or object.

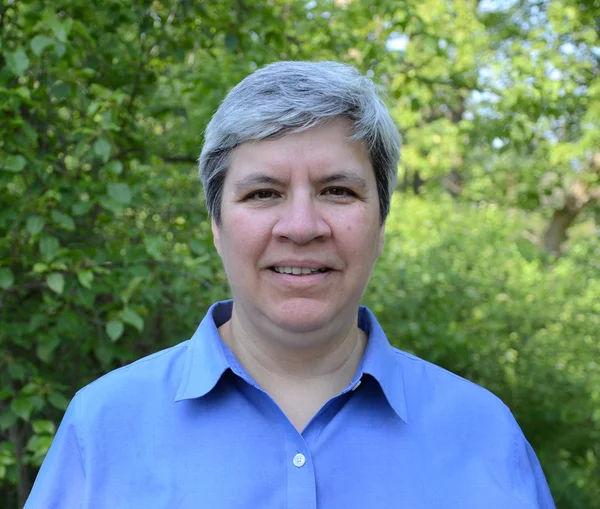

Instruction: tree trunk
[444,168,463,198]
[412,171,425,195]
[9,424,30,508]
[542,179,600,255]
[543,206,580,255]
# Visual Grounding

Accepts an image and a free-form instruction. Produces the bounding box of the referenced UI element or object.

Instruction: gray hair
[198,61,401,225]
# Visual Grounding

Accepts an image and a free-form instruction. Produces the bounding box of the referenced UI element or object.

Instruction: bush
[365,195,600,509]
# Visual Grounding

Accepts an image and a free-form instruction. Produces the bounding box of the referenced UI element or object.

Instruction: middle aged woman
[205,115,390,432]
[25,61,556,509]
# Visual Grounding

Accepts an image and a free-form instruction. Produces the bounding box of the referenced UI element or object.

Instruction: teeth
[273,266,326,275]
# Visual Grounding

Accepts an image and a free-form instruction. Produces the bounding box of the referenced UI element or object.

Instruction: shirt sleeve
[24,393,86,509]
[512,417,556,509]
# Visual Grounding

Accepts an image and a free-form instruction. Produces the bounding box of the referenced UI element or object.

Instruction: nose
[272,194,331,245]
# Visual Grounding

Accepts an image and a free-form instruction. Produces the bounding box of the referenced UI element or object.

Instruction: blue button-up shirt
[26,301,555,508]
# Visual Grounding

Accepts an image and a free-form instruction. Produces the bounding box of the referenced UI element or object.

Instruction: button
[293,453,306,468]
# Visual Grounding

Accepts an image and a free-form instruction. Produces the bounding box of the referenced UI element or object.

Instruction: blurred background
[0,0,598,507]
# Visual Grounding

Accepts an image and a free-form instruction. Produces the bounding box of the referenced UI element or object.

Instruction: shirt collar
[174,301,233,402]
[357,306,409,423]
[175,301,409,424]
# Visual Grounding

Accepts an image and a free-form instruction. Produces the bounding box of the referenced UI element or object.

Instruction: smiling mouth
[270,266,330,275]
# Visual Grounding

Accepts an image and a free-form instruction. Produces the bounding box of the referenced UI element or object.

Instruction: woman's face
[212,118,385,340]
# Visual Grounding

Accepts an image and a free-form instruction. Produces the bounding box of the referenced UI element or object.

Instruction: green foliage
[365,196,600,509]
[0,0,598,507]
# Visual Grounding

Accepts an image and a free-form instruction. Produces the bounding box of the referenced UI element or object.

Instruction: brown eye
[325,187,354,197]
[247,189,278,200]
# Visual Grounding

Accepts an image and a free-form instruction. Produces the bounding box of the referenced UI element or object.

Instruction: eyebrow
[234,174,284,194]
[233,171,369,194]
[316,172,369,192]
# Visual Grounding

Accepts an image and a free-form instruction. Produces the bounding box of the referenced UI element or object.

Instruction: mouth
[270,266,330,276]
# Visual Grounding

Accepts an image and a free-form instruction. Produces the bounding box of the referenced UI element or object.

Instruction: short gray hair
[198,61,401,225]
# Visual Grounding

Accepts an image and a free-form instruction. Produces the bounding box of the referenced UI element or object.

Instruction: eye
[323,187,357,198]
[245,189,279,201]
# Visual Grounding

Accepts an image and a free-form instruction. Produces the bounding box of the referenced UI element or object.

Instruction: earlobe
[211,218,222,257]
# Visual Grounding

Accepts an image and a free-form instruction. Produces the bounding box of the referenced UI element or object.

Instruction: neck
[218,303,367,429]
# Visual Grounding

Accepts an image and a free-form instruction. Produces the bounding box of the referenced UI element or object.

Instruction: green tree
[1,0,598,507]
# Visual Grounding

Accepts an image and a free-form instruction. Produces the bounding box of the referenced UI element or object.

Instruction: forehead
[225,119,374,185]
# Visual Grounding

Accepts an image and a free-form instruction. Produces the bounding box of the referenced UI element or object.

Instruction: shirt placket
[285,429,317,509]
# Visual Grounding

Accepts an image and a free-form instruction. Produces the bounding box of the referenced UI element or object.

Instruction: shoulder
[391,346,518,436]
[75,341,190,414]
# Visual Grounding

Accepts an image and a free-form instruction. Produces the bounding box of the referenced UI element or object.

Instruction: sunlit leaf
[51,210,76,231]
[11,397,34,421]
[121,308,144,332]
[26,216,46,236]
[106,320,124,341]
[39,236,60,261]
[93,137,111,162]
[104,161,123,175]
[3,155,26,172]
[76,270,94,289]
[107,183,131,204]
[4,49,30,76]
[30,35,55,56]
[46,273,64,294]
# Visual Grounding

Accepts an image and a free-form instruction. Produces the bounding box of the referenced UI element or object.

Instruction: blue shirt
[26,301,555,509]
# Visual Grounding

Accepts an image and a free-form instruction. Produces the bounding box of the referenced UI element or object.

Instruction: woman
[26,61,555,508]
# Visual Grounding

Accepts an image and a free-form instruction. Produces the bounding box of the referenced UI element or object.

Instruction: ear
[377,223,386,257]
[211,218,223,258]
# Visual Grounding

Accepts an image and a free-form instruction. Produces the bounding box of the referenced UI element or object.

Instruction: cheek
[220,212,273,259]
[333,211,381,258]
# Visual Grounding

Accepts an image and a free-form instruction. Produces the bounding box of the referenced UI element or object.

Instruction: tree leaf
[7,363,26,381]
[26,216,46,236]
[39,236,60,261]
[107,183,131,204]
[189,239,206,255]
[106,320,124,341]
[0,268,14,290]
[93,137,111,163]
[26,435,54,460]
[51,210,75,231]
[49,17,73,44]
[120,276,144,304]
[121,308,144,332]
[3,155,26,173]
[71,201,94,216]
[104,161,123,175]
[46,273,64,294]
[51,82,71,102]
[144,235,164,261]
[0,409,17,431]
[30,35,55,56]
[4,49,30,76]
[48,392,69,411]
[36,335,61,363]
[76,270,94,289]
[33,263,49,273]
[11,396,34,421]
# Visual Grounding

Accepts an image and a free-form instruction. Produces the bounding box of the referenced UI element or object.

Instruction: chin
[267,300,337,334]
